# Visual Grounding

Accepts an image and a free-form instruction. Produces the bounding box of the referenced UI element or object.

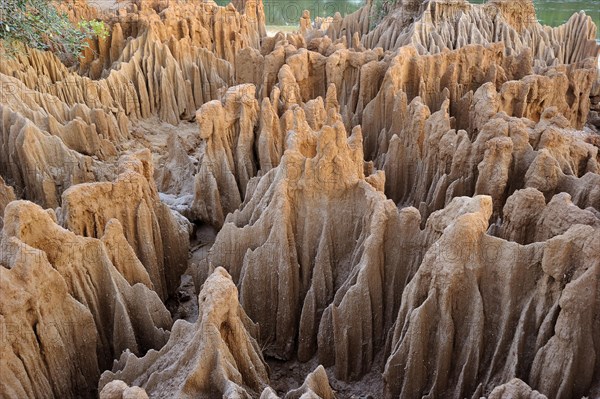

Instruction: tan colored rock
[0,48,138,123]
[260,365,335,399]
[380,97,599,221]
[305,0,599,138]
[361,0,599,69]
[60,150,190,299]
[497,188,600,244]
[104,0,266,71]
[0,0,263,127]
[0,176,16,230]
[188,83,368,227]
[0,104,106,209]
[57,0,103,22]
[196,116,372,365]
[154,131,196,199]
[0,73,126,158]
[1,0,599,396]
[0,238,99,399]
[233,0,267,40]
[383,198,600,398]
[319,3,374,46]
[195,112,496,381]
[2,200,172,371]
[191,84,259,227]
[99,267,269,398]
[101,219,154,288]
[487,379,547,399]
[284,365,335,399]
[99,380,149,399]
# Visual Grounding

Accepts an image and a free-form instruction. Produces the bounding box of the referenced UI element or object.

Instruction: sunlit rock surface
[1,0,599,398]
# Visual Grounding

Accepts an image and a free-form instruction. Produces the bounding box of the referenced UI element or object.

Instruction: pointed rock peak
[99,266,269,398]
[117,149,156,185]
[286,365,336,399]
[486,0,538,32]
[325,83,340,113]
[280,119,366,193]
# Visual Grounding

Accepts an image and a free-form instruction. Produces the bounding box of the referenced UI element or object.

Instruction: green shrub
[0,0,108,62]
[79,19,110,41]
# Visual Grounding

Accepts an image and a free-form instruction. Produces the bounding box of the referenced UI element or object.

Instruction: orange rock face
[0,0,599,398]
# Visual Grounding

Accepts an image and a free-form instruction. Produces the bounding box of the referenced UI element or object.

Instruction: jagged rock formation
[379,99,600,220]
[0,0,265,137]
[1,201,172,370]
[0,237,100,399]
[99,267,269,398]
[361,44,597,158]
[362,0,600,65]
[162,76,384,226]
[0,98,111,209]
[495,188,600,244]
[260,365,335,399]
[197,118,383,369]
[194,112,512,383]
[60,150,190,298]
[0,73,127,159]
[383,198,600,398]
[191,84,259,226]
[1,0,599,397]
[3,0,382,223]
[305,1,374,48]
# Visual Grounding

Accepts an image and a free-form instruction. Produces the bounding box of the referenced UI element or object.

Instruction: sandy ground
[267,355,384,398]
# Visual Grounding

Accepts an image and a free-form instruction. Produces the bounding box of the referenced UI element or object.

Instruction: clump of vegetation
[0,0,109,62]
[79,19,110,41]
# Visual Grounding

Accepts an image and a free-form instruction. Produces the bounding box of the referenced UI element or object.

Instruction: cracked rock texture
[0,0,599,398]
